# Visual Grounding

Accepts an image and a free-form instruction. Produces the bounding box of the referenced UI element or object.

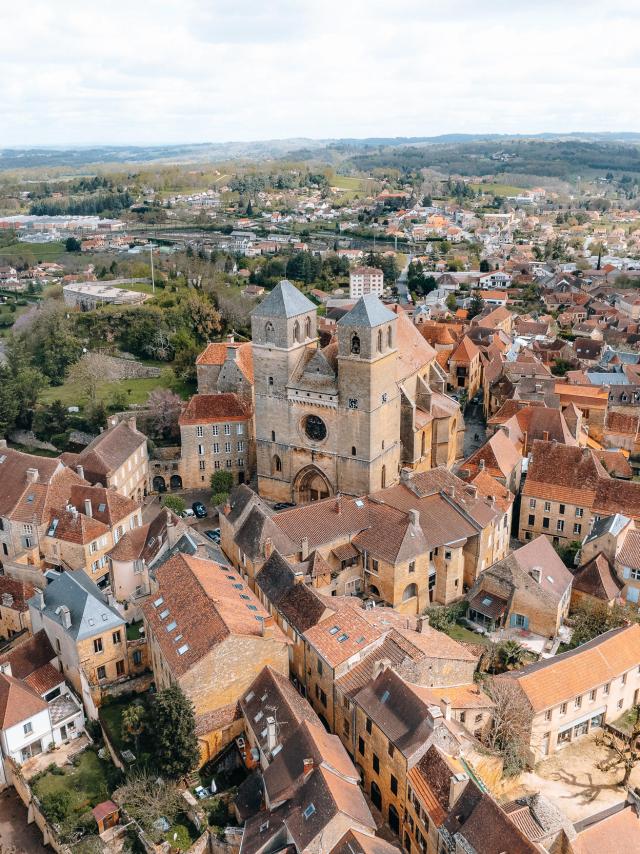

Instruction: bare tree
[146,387,183,441]
[485,678,532,775]
[114,771,183,839]
[596,706,640,786]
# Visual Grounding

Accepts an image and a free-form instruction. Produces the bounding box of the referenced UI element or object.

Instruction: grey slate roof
[582,512,630,544]
[337,294,396,328]
[251,280,315,319]
[30,570,124,640]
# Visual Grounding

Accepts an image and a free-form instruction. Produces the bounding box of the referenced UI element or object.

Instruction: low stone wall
[6,758,71,854]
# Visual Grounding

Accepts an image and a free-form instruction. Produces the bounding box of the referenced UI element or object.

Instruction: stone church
[252,280,464,503]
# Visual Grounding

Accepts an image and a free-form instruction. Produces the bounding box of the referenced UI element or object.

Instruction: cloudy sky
[3,0,640,146]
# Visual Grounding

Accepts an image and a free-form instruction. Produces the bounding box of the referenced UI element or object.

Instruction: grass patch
[613,707,639,736]
[165,816,200,850]
[447,623,489,646]
[38,373,190,409]
[99,700,128,754]
[112,279,156,295]
[0,240,70,264]
[32,749,118,836]
[470,183,527,196]
[126,620,144,641]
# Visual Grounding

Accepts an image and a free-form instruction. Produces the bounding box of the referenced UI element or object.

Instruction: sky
[2,0,640,147]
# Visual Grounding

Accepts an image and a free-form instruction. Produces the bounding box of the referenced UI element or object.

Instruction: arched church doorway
[293,466,332,504]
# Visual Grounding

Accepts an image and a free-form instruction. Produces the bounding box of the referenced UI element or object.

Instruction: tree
[27,303,82,385]
[498,640,527,671]
[183,294,221,342]
[65,237,81,252]
[246,200,253,216]
[0,365,19,437]
[147,684,199,779]
[485,679,532,775]
[445,294,457,312]
[121,703,146,754]
[467,293,485,319]
[479,259,491,272]
[146,387,183,441]
[211,469,234,506]
[115,771,183,839]
[596,706,640,785]
[569,600,632,648]
[554,539,581,567]
[163,495,186,516]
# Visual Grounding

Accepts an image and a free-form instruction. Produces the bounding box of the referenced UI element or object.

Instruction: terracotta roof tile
[179,393,252,425]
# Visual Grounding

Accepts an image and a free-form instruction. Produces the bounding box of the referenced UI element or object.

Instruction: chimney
[260,614,275,637]
[264,537,273,560]
[465,485,478,499]
[34,589,45,611]
[227,333,235,344]
[479,459,486,471]
[58,605,71,630]
[335,496,342,515]
[441,697,452,721]
[444,485,455,499]
[166,508,174,527]
[127,416,137,432]
[223,500,231,516]
[301,536,310,560]
[417,615,430,633]
[0,439,6,449]
[530,566,542,584]
[84,498,93,518]
[26,468,39,483]
[302,757,314,777]
[266,716,278,752]
[76,464,85,480]
[408,509,419,527]
[226,343,237,363]
[542,430,549,441]
[449,772,469,809]
[107,592,116,608]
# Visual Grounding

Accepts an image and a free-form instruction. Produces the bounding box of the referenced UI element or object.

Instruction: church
[251,280,464,503]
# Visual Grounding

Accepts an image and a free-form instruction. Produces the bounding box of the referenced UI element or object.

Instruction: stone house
[28,570,129,714]
[447,336,482,400]
[141,553,290,765]
[496,624,640,763]
[178,393,255,490]
[0,577,34,640]
[61,416,149,502]
[571,552,623,610]
[465,536,572,638]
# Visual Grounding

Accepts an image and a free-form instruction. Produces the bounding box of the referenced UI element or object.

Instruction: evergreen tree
[148,685,199,779]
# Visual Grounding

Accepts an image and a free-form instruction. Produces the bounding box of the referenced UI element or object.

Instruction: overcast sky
[3,0,640,147]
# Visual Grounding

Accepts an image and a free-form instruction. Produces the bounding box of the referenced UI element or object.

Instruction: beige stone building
[497,623,640,763]
[178,393,255,490]
[141,553,290,765]
[251,281,463,504]
[61,417,149,501]
[448,336,482,400]
[195,337,253,402]
[0,577,34,641]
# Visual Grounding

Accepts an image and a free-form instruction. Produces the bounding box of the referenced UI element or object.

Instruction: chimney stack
[84,498,93,518]
[542,430,549,441]
[530,566,542,584]
[58,605,72,630]
[302,757,314,776]
[34,589,45,611]
[77,464,85,480]
[301,536,309,561]
[0,439,6,449]
[373,658,391,680]
[479,459,486,471]
[449,772,469,809]
[417,615,430,633]
[26,468,39,483]
[408,509,420,527]
[335,496,342,515]
[264,537,273,560]
[441,698,452,721]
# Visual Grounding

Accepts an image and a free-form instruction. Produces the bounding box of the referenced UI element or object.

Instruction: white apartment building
[349,266,384,299]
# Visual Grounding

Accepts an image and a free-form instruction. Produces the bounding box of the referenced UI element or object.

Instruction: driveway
[0,788,49,854]
[502,733,639,822]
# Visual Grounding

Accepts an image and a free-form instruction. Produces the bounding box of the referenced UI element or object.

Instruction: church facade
[251,281,464,504]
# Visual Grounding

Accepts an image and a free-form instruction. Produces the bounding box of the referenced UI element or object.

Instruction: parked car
[273,502,296,511]
[205,529,221,544]
[192,501,208,518]
[182,508,195,518]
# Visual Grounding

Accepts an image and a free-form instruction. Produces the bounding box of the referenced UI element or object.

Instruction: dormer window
[351,334,360,355]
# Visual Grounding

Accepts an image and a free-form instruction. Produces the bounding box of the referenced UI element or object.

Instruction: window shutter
[623,566,631,579]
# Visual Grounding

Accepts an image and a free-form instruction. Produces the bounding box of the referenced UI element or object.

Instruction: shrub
[40,790,72,824]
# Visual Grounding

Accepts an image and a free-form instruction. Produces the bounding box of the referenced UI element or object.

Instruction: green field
[447,623,489,646]
[470,183,527,196]
[331,175,377,197]
[38,373,190,409]
[0,240,71,264]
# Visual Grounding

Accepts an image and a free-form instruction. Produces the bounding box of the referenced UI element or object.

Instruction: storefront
[556,707,606,749]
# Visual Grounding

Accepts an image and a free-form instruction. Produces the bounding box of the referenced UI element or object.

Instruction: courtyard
[505,733,640,822]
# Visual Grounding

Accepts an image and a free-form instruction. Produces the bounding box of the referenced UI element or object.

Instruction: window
[351,334,361,355]
[544,501,551,512]
[97,665,107,680]
[618,699,624,710]
[574,695,582,709]
[214,461,220,470]
[237,424,244,435]
[196,426,203,437]
[391,774,398,795]
[268,376,274,387]
[343,719,350,737]
[366,717,372,734]
[622,672,627,686]
[529,499,536,509]
[212,425,219,436]
[133,650,142,666]
[559,504,565,515]
[381,465,386,489]
[93,638,103,653]
[545,709,552,721]
[116,659,125,677]
[224,442,231,453]
[226,460,232,468]
[388,742,395,758]
[358,737,365,756]
[112,631,121,644]
[213,442,220,454]
[603,682,610,695]
[352,446,356,456]
[237,440,245,452]
[372,753,380,774]
[317,659,323,676]
[557,520,565,533]
[528,514,535,526]
[575,507,584,517]
[198,444,204,456]
[23,722,33,735]
[574,523,582,535]
[237,458,244,468]
[560,702,567,715]
[377,329,383,353]
[199,460,206,471]
[271,430,276,442]
[589,690,596,701]
[543,517,550,529]
[387,326,392,348]
[273,455,282,473]
[224,423,231,435]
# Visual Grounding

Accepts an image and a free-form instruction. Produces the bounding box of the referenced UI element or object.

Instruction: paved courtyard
[503,733,640,822]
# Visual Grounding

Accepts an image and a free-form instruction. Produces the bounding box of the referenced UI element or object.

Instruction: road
[462,400,487,459]
[396,255,412,304]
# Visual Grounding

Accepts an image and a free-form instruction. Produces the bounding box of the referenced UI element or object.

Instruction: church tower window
[265,322,275,343]
[351,334,361,355]
[387,326,393,349]
[377,329,383,353]
[305,316,312,339]
[293,320,301,342]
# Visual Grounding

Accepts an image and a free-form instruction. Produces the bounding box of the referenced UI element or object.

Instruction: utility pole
[149,243,155,294]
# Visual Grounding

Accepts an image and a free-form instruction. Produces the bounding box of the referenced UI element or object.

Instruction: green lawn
[165,817,200,850]
[470,183,527,196]
[38,373,190,409]
[126,620,144,641]
[0,240,70,264]
[98,700,128,754]
[447,623,489,646]
[32,749,115,831]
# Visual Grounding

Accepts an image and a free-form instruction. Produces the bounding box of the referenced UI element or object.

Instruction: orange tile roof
[179,393,252,425]
[500,624,640,712]
[0,673,47,728]
[196,341,254,383]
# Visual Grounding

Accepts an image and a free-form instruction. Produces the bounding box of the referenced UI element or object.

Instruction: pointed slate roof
[251,280,315,319]
[337,294,396,328]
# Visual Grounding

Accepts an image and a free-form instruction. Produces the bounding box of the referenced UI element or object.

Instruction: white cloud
[1,0,639,146]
